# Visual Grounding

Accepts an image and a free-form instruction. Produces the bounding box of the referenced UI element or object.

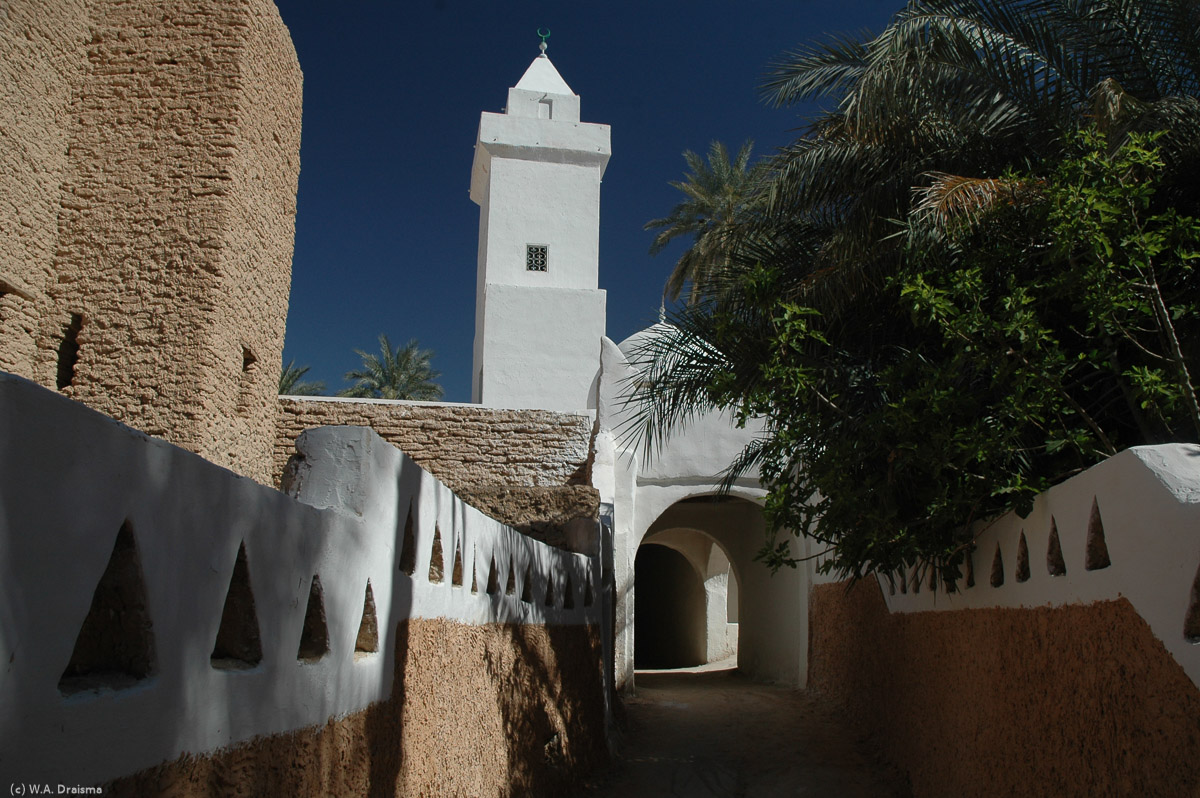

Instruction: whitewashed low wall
[0,373,601,786]
[812,444,1200,688]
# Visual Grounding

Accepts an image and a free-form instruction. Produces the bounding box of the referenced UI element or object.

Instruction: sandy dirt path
[577,660,909,798]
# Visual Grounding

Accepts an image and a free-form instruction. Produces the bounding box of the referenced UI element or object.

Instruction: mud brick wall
[277,398,595,492]
[0,0,89,378]
[808,579,1200,797]
[0,0,301,484]
[277,398,600,544]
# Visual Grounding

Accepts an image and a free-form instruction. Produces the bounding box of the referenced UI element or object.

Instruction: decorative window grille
[526,244,548,272]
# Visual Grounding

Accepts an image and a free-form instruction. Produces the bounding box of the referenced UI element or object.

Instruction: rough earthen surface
[0,0,301,484]
[809,580,1200,797]
[582,662,908,797]
[106,619,608,797]
[276,398,594,492]
[458,485,599,549]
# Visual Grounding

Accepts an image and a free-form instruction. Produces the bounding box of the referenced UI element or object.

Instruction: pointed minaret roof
[515,55,575,96]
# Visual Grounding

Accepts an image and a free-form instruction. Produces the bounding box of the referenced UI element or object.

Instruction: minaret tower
[470,33,611,411]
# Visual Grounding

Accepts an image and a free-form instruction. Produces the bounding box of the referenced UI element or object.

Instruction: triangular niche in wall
[210,541,263,670]
[486,555,501,595]
[1085,497,1111,571]
[59,520,156,694]
[1015,532,1030,583]
[505,560,517,596]
[520,564,534,603]
[297,575,329,663]
[1047,518,1066,576]
[583,574,594,607]
[428,525,445,584]
[544,575,556,607]
[355,580,379,657]
[451,539,464,588]
[990,543,1005,588]
[470,546,480,594]
[399,502,417,576]
[562,572,575,610]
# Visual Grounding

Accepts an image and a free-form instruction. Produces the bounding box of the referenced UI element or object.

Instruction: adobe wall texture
[809,579,1200,797]
[277,398,599,536]
[0,0,89,378]
[0,0,301,484]
[105,619,608,798]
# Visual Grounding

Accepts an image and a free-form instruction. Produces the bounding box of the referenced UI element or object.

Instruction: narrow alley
[579,659,909,798]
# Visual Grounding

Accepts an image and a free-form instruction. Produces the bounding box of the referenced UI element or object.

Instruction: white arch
[594,332,811,690]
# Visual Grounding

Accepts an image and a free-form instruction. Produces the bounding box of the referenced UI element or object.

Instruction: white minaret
[470,38,610,411]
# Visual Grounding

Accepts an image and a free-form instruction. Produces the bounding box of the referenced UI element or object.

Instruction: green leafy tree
[279,359,326,396]
[631,0,1200,587]
[339,335,443,401]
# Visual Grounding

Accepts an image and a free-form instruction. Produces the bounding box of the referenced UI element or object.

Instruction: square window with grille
[526,244,548,272]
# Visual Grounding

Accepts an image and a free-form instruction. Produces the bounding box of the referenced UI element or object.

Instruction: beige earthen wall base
[809,580,1200,797]
[0,0,300,485]
[277,399,594,494]
[106,619,608,797]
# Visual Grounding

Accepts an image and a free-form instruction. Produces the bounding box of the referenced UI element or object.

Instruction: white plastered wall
[0,373,601,786]
[814,443,1200,691]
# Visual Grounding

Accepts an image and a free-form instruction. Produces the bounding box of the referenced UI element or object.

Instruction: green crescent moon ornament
[537,28,551,44]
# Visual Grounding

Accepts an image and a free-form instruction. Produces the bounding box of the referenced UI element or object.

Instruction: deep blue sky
[275,1,901,402]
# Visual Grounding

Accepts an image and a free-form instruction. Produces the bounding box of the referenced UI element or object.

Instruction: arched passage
[619,492,809,687]
[636,523,742,670]
[633,544,707,668]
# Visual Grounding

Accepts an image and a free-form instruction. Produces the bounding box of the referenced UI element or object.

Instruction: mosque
[4,5,1197,791]
[465,44,811,687]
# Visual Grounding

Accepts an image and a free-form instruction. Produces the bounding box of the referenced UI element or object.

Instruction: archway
[633,544,707,668]
[619,492,809,688]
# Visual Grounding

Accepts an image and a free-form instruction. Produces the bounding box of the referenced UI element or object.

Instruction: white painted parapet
[810,445,1200,689]
[0,373,600,786]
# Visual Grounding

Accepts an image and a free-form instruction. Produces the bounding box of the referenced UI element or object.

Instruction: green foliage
[339,335,443,401]
[632,0,1200,587]
[279,359,326,396]
[740,131,1200,587]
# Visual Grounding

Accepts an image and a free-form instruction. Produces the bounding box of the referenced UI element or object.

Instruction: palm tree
[644,140,770,303]
[279,359,326,396]
[754,0,1200,301]
[628,0,1200,583]
[638,0,1200,428]
[338,335,443,401]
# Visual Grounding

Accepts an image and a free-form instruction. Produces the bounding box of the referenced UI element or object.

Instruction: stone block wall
[277,398,600,544]
[277,398,594,491]
[0,0,301,484]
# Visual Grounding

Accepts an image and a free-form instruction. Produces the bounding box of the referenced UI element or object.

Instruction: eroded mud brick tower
[0,0,302,483]
[470,45,611,412]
